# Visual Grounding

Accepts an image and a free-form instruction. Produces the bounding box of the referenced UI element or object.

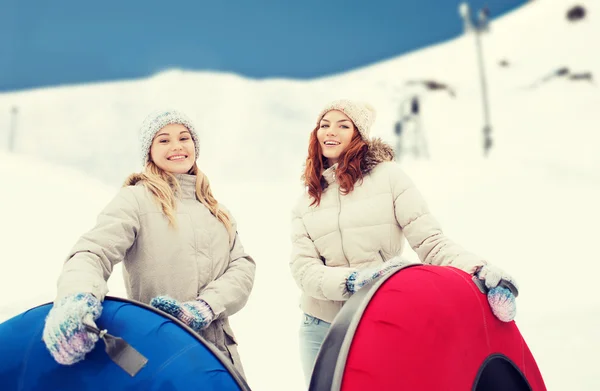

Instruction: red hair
[303,123,368,206]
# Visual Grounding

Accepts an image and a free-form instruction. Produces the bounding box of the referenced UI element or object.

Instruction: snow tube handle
[472,276,519,297]
[85,324,148,377]
[499,280,519,297]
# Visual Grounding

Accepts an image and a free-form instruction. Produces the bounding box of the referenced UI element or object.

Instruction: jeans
[299,313,331,387]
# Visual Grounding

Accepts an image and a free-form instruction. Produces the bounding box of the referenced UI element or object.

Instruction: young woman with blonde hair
[290,99,518,385]
[42,110,255,376]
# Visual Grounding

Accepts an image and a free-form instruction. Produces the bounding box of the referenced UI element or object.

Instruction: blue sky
[1,0,525,91]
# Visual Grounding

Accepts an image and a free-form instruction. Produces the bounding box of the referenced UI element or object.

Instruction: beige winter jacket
[290,139,486,323]
[56,173,256,374]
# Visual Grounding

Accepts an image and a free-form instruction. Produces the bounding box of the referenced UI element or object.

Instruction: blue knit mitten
[476,264,519,322]
[150,296,214,332]
[487,286,517,322]
[42,293,103,365]
[346,257,407,294]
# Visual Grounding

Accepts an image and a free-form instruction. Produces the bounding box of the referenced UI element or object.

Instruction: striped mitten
[150,296,214,332]
[42,293,103,365]
[346,257,407,294]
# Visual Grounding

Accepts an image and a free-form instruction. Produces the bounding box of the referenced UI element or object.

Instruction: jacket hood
[361,138,395,175]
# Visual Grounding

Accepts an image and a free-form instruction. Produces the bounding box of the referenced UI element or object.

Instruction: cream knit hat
[317,99,377,140]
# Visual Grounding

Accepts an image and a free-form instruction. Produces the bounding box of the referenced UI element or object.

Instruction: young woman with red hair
[290,99,518,385]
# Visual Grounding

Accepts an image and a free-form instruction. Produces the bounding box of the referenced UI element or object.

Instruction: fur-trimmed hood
[322,138,395,186]
[121,172,197,201]
[123,173,144,187]
[122,172,184,190]
[361,138,395,175]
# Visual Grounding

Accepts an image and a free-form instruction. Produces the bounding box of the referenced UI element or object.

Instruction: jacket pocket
[222,320,238,345]
[379,250,387,262]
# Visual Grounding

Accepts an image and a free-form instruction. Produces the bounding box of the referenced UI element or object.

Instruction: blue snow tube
[0,297,251,391]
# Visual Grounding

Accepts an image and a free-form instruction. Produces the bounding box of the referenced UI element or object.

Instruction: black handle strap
[84,324,148,377]
[472,276,519,297]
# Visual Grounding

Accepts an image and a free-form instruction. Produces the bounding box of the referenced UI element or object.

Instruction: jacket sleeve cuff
[55,278,107,303]
[196,291,226,319]
[321,266,356,301]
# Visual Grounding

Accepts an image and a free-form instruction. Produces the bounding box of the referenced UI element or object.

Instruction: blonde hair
[124,161,233,236]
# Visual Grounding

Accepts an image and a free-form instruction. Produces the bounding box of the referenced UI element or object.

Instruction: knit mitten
[487,286,517,322]
[346,257,407,294]
[42,293,103,365]
[150,296,214,332]
[476,264,519,322]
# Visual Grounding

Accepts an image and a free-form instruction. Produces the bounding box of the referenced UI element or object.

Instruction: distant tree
[566,6,586,22]
[498,59,511,68]
[568,72,594,84]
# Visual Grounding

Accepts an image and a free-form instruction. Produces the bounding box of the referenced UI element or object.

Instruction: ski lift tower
[394,94,429,160]
[459,2,493,156]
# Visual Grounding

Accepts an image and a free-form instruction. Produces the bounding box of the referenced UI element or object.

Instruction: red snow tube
[310,265,546,391]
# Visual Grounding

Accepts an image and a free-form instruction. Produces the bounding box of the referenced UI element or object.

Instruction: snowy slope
[1,0,599,389]
[0,0,597,186]
[0,152,127,319]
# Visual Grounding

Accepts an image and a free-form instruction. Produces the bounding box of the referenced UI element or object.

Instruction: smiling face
[149,123,196,174]
[316,110,356,166]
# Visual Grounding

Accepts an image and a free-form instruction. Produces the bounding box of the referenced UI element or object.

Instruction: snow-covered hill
[0,0,597,185]
[1,0,598,389]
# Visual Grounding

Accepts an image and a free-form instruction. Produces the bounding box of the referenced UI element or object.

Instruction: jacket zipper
[337,188,350,266]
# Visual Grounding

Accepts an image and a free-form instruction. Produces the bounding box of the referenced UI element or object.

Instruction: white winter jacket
[56,173,255,374]
[290,139,486,323]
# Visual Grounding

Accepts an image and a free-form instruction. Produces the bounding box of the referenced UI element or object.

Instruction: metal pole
[473,27,492,155]
[459,3,473,32]
[8,106,18,152]
[459,3,493,156]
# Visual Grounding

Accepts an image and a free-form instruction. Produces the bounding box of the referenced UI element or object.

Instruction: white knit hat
[138,109,200,166]
[317,99,377,140]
